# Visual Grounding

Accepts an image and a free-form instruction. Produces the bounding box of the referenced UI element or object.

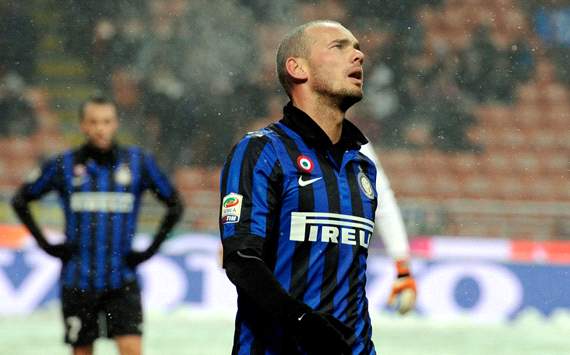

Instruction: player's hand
[43,243,73,261]
[388,259,417,315]
[294,310,353,355]
[124,251,152,268]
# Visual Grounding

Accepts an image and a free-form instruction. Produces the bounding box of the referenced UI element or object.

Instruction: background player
[11,96,184,355]
[220,20,377,354]
[360,142,417,314]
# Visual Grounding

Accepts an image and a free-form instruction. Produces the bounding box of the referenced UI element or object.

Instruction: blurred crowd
[0,2,39,138]
[0,0,548,168]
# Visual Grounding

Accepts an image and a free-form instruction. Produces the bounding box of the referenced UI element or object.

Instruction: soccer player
[11,96,184,355]
[220,20,377,354]
[360,143,417,314]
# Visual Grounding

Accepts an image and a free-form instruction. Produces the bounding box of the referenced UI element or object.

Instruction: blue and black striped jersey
[220,103,378,355]
[19,144,176,292]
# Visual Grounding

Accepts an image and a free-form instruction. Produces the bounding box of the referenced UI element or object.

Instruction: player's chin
[91,139,113,150]
[339,90,363,110]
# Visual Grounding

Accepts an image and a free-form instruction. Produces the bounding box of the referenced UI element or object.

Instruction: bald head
[276,20,342,97]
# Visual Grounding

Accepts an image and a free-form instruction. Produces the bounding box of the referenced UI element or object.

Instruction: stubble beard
[313,75,363,112]
[336,87,363,112]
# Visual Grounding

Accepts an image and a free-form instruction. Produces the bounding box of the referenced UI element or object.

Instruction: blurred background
[0,0,569,354]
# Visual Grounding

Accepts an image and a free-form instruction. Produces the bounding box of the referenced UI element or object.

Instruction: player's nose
[352,49,364,65]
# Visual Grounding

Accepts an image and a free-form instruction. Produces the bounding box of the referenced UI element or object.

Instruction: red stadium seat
[542,84,568,104]
[516,83,540,103]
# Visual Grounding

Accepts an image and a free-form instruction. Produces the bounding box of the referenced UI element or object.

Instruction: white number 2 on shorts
[66,316,82,343]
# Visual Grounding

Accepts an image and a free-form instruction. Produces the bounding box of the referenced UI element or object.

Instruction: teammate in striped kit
[11,96,184,355]
[220,20,377,354]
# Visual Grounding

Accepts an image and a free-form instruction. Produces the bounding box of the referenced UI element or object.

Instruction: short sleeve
[19,158,61,200]
[219,135,282,259]
[141,152,176,201]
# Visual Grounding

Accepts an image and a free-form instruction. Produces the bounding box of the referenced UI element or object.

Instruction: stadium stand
[0,0,567,240]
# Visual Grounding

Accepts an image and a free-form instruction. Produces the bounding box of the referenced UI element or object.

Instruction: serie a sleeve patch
[221,193,243,224]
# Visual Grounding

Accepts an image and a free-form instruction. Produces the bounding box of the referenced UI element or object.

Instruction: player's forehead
[305,23,358,47]
[83,103,117,119]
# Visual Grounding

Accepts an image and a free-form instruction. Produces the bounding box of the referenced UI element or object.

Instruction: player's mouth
[348,68,363,85]
[92,136,112,149]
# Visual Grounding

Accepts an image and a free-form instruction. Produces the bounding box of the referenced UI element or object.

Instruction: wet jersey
[20,145,176,291]
[220,103,378,354]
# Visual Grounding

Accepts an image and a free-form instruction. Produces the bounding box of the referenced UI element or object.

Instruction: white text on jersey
[289,212,374,248]
[70,192,135,213]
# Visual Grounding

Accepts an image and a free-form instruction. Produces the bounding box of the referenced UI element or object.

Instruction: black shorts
[61,281,143,346]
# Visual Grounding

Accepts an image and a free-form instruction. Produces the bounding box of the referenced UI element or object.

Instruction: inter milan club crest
[296,155,314,173]
[114,164,132,185]
[357,170,375,199]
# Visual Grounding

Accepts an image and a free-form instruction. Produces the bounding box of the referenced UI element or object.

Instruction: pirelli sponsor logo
[290,212,374,248]
[70,192,135,213]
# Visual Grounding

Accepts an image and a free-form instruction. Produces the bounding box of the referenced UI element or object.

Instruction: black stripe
[317,153,340,313]
[359,301,373,353]
[262,162,283,272]
[235,137,270,237]
[364,337,375,355]
[66,152,79,287]
[87,167,99,291]
[121,150,140,285]
[272,125,314,301]
[105,158,119,289]
[346,163,364,220]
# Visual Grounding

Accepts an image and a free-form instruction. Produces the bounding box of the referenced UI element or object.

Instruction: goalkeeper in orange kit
[360,143,417,314]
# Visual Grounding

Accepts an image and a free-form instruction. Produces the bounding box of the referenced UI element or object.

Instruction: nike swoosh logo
[298,176,322,187]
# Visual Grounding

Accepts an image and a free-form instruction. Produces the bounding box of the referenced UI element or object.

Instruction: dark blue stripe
[63,153,76,287]
[79,169,92,290]
[28,160,57,197]
[144,153,173,198]
[334,167,354,321]
[128,147,141,188]
[302,149,328,308]
[249,144,278,238]
[222,138,251,238]
[237,321,253,355]
[123,148,141,282]
[353,253,369,354]
[269,136,296,293]
[111,157,126,288]
[111,210,123,288]
[95,169,110,290]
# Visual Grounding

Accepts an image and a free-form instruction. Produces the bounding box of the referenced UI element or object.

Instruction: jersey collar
[279,102,368,152]
[77,142,120,166]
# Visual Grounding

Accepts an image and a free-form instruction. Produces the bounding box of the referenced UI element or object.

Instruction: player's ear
[286,57,309,82]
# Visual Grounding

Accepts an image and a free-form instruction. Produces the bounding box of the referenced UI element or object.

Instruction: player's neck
[85,141,115,153]
[292,97,344,144]
[83,141,118,165]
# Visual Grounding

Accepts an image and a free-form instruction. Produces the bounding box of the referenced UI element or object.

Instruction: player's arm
[125,153,185,267]
[11,159,72,260]
[220,136,351,355]
[360,143,416,314]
